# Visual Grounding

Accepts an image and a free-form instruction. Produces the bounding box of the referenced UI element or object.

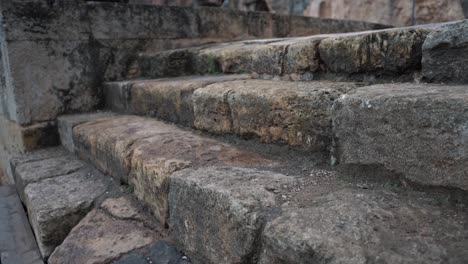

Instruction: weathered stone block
[72,115,279,225]
[128,129,278,225]
[169,167,295,264]
[73,115,174,183]
[7,40,107,125]
[24,168,111,259]
[332,83,468,191]
[259,188,468,264]
[283,37,323,74]
[48,196,160,264]
[104,75,249,127]
[57,112,115,153]
[193,80,356,152]
[422,20,468,83]
[14,153,86,202]
[319,28,430,75]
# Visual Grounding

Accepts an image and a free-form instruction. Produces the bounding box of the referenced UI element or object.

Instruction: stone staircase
[6,19,468,263]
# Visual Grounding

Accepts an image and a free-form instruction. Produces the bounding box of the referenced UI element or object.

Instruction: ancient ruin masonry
[0,1,467,263]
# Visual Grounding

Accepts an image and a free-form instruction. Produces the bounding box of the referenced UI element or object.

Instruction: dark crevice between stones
[279,44,290,76]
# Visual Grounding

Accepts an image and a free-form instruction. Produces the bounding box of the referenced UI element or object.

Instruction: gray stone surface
[104,75,249,127]
[48,196,162,264]
[57,112,115,153]
[14,153,86,202]
[193,80,356,152]
[168,167,295,264]
[332,83,468,191]
[422,20,468,83]
[114,241,191,264]
[0,186,43,264]
[259,188,468,264]
[24,167,112,259]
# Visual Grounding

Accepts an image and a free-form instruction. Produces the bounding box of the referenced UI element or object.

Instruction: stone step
[131,20,467,84]
[0,185,43,264]
[170,167,468,264]
[106,77,468,192]
[9,147,119,260]
[104,77,358,154]
[48,195,173,264]
[332,83,468,192]
[58,112,468,263]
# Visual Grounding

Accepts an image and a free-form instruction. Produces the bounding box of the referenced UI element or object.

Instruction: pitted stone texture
[104,75,249,127]
[332,84,468,191]
[422,20,468,83]
[319,28,430,74]
[73,115,279,224]
[58,112,116,153]
[14,153,86,202]
[137,37,324,78]
[168,167,295,264]
[73,115,175,183]
[193,80,356,152]
[283,37,323,74]
[259,188,468,264]
[48,196,161,264]
[0,186,43,264]
[24,168,112,259]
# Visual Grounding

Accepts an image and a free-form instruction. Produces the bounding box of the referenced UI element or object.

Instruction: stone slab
[193,80,357,153]
[318,28,430,74]
[48,196,162,264]
[24,167,113,259]
[72,114,280,225]
[57,112,116,153]
[422,20,468,83]
[0,186,43,264]
[332,83,468,191]
[168,167,295,264]
[104,75,249,127]
[14,152,86,202]
[259,188,468,264]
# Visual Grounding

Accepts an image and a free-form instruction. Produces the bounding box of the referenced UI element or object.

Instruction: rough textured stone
[57,112,115,153]
[259,188,468,264]
[24,168,112,259]
[48,196,161,264]
[73,114,279,224]
[319,28,430,75]
[168,167,295,264]
[193,80,356,152]
[114,241,191,264]
[73,116,177,183]
[14,153,86,202]
[332,84,468,191]
[422,20,468,83]
[104,75,249,126]
[283,37,323,74]
[0,186,43,264]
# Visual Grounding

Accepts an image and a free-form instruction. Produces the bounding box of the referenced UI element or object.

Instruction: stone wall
[230,0,466,26]
[0,0,386,181]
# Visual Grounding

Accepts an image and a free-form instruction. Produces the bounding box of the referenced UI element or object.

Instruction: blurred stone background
[121,0,467,26]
